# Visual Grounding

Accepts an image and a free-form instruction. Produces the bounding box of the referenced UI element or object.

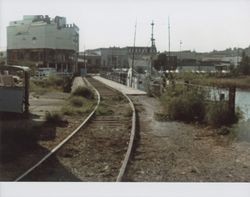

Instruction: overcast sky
[0,0,250,52]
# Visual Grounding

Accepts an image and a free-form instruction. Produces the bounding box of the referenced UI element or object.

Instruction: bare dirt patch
[124,96,250,182]
[0,86,92,181]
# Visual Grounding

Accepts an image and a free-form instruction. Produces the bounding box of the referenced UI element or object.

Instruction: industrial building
[7,15,79,73]
[84,46,157,72]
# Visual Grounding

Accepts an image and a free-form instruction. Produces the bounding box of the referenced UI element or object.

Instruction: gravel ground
[0,77,90,181]
[124,95,250,182]
[22,78,132,181]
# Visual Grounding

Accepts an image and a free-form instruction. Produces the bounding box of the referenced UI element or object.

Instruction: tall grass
[45,111,64,124]
[61,96,95,116]
[206,101,239,127]
[72,86,94,99]
[160,84,239,127]
[161,85,206,122]
[30,75,65,95]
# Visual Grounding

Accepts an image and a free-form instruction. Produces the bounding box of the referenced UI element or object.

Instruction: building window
[32,37,37,44]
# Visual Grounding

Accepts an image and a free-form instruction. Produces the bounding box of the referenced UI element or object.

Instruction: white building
[7,15,79,73]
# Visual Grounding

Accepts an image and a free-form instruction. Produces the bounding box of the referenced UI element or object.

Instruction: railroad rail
[15,77,136,182]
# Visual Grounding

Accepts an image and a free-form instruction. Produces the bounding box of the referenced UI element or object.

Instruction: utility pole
[131,21,137,87]
[168,17,171,70]
[83,45,87,76]
[179,40,182,70]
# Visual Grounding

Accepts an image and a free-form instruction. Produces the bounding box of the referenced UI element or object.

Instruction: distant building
[84,46,157,72]
[78,50,101,74]
[171,49,243,72]
[0,51,7,65]
[7,15,79,73]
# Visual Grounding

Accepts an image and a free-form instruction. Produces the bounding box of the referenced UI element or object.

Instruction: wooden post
[24,71,29,114]
[228,86,236,115]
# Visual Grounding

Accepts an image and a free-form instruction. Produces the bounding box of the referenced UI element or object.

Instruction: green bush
[61,97,95,116]
[72,86,94,99]
[161,86,206,122]
[160,84,239,127]
[206,102,238,127]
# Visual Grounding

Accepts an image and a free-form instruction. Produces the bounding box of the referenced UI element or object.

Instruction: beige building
[7,15,79,73]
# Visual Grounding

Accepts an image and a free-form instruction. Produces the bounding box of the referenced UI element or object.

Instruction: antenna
[151,21,155,48]
[168,17,171,58]
[149,21,156,75]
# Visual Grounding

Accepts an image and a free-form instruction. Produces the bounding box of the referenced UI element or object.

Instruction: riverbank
[177,73,250,90]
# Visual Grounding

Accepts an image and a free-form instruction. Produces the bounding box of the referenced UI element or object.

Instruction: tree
[154,53,177,71]
[238,51,250,75]
[154,53,167,70]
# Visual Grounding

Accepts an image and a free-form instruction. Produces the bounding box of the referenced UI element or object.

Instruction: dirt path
[125,96,250,182]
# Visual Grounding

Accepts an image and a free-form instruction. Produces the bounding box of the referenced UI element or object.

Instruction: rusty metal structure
[0,65,30,113]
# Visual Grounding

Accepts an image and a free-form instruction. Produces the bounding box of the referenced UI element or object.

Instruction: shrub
[30,76,65,95]
[63,76,73,93]
[72,86,94,99]
[206,101,238,127]
[45,111,64,124]
[69,96,84,107]
[161,86,206,122]
[61,105,76,115]
[61,97,95,116]
[160,84,239,127]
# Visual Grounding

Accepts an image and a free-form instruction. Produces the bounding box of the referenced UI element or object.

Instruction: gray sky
[0,0,250,52]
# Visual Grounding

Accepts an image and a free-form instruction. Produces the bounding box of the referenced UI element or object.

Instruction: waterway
[236,89,250,121]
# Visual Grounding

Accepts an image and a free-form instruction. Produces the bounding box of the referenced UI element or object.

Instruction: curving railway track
[14,77,136,182]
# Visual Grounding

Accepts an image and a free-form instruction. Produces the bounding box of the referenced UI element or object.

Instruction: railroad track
[15,77,136,182]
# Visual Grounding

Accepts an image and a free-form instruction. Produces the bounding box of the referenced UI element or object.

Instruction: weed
[154,111,169,121]
[61,97,95,116]
[45,111,64,124]
[124,107,133,117]
[69,96,84,107]
[72,86,94,99]
[96,104,113,115]
[111,95,125,102]
[161,85,206,122]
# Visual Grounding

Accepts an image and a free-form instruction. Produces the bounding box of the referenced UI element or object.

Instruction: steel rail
[89,77,137,182]
[15,77,100,181]
[116,92,136,182]
[15,77,136,182]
